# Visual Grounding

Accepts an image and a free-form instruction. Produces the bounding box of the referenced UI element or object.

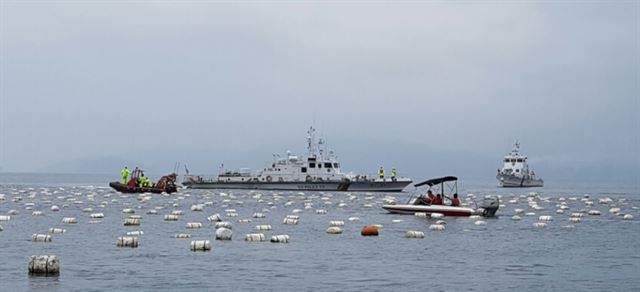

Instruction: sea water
[0,173,638,291]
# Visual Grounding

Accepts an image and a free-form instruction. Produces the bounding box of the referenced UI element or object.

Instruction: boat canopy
[414,176,458,187]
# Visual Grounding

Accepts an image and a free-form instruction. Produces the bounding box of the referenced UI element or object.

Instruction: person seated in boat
[451,193,461,207]
[422,190,435,205]
[433,194,443,205]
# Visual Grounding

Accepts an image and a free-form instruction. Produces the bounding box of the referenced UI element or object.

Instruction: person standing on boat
[391,168,397,181]
[378,167,385,179]
[451,193,461,207]
[423,190,435,205]
[121,166,130,184]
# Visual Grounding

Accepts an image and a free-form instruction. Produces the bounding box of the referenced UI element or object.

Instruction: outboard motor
[477,197,500,217]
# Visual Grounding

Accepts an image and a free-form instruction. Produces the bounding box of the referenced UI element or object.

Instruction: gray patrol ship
[183,127,412,192]
[496,141,544,187]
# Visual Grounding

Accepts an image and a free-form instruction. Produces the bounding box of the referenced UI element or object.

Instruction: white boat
[496,141,544,187]
[382,176,499,217]
[183,127,413,192]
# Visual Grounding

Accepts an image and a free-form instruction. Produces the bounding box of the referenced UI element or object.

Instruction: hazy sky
[1,1,638,182]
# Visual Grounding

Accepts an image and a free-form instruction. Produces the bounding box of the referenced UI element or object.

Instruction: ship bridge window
[517,159,523,162]
[504,159,509,163]
[309,163,315,168]
[324,163,332,168]
[318,164,322,169]
[333,163,339,168]
[511,159,516,163]
[301,167,307,173]
[515,169,520,173]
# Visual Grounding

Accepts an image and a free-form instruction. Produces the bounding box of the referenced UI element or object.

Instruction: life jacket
[451,198,461,207]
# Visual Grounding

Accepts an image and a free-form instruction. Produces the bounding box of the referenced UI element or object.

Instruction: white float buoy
[329,220,345,227]
[164,215,179,221]
[50,206,60,212]
[245,233,266,241]
[414,212,428,217]
[326,226,343,234]
[215,227,233,240]
[283,218,298,225]
[61,217,77,224]
[348,217,360,221]
[185,222,202,229]
[190,204,203,211]
[255,224,272,231]
[190,240,211,251]
[175,233,191,238]
[538,215,553,221]
[512,215,521,221]
[569,217,582,223]
[609,208,621,214]
[475,220,487,226]
[127,231,144,236]
[623,214,634,220]
[28,255,60,275]
[122,208,135,214]
[32,234,52,242]
[252,213,266,218]
[146,210,158,215]
[588,210,601,215]
[0,215,11,221]
[117,236,139,247]
[270,235,290,243]
[207,214,222,222]
[429,224,445,231]
[49,228,65,234]
[430,213,444,219]
[405,231,425,238]
[215,221,232,229]
[533,222,547,228]
[514,208,524,215]
[90,213,104,219]
[124,218,140,226]
[315,209,327,214]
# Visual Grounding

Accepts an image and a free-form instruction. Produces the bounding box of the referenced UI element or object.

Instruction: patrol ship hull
[182,179,411,192]
[497,174,544,188]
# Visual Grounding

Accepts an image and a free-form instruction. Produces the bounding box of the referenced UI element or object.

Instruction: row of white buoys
[245,233,266,241]
[28,255,60,275]
[32,234,52,242]
[190,240,211,251]
[215,227,232,240]
[405,231,425,238]
[117,236,139,247]
[270,235,290,243]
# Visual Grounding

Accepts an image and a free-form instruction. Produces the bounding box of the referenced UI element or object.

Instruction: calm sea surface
[0,173,639,291]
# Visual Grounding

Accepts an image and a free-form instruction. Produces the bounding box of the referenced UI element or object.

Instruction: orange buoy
[361,225,379,236]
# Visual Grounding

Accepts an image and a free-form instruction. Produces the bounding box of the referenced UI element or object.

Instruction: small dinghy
[382,176,499,217]
[110,172,178,194]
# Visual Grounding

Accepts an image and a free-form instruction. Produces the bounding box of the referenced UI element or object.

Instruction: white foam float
[326,226,343,234]
[215,227,232,240]
[283,218,299,225]
[588,210,601,215]
[255,225,272,231]
[175,233,191,238]
[405,231,425,238]
[609,208,621,214]
[8,210,18,215]
[146,210,158,215]
[215,221,232,229]
[569,217,582,223]
[124,218,140,226]
[474,221,487,226]
[117,236,139,247]
[533,222,547,228]
[122,208,135,214]
[237,219,252,223]
[514,208,524,215]
[0,215,10,221]
[511,215,521,221]
[315,209,327,214]
[32,234,52,242]
[330,220,345,227]
[252,213,266,218]
[525,212,536,216]
[28,255,60,275]
[164,215,179,221]
[430,213,444,219]
[49,228,65,234]
[469,215,482,220]
[90,213,104,218]
[623,214,634,220]
[127,230,144,236]
[538,215,553,221]
[245,233,266,241]
[190,240,211,251]
[348,217,360,221]
[414,212,428,217]
[556,210,564,214]
[190,204,204,211]
[186,222,202,229]
[270,235,290,243]
[227,212,239,217]
[207,214,222,222]
[51,206,60,212]
[82,208,93,213]
[429,224,445,231]
[436,220,447,225]
[31,211,43,216]
[61,217,77,224]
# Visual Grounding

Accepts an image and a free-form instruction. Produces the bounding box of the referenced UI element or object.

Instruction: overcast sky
[1,1,638,183]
